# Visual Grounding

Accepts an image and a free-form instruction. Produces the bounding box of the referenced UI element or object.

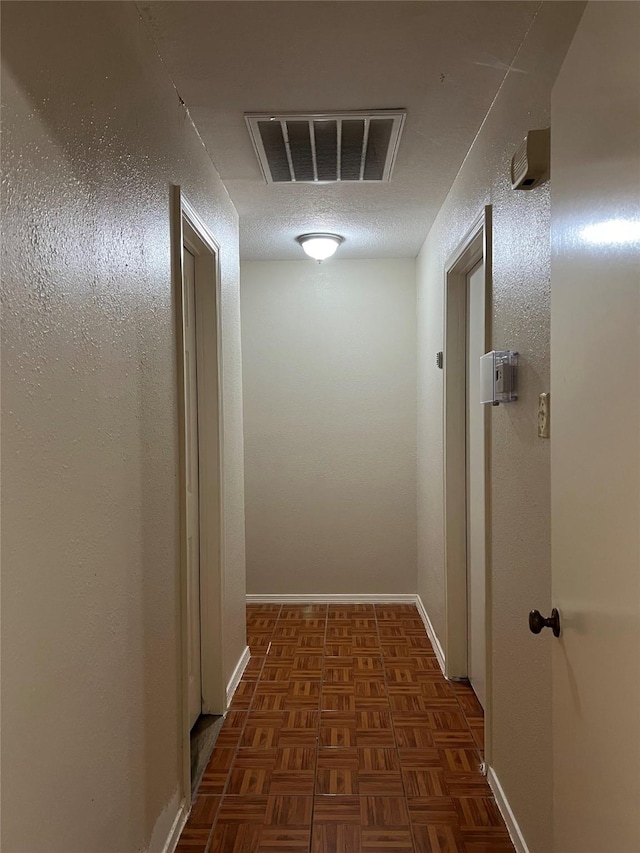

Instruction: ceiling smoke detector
[246,110,406,184]
[511,128,550,190]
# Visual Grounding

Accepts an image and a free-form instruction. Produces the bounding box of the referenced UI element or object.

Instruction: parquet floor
[177,603,514,852]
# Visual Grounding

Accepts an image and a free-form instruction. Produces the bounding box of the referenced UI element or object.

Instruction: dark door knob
[529,608,561,637]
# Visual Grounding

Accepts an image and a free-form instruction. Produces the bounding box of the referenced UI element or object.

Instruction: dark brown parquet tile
[177,603,514,853]
[412,823,464,852]
[175,796,221,852]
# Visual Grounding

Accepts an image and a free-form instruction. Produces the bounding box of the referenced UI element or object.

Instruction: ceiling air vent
[245,110,406,184]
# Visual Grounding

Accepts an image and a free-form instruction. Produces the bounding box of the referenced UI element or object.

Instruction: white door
[183,246,202,729]
[551,4,640,850]
[466,259,486,709]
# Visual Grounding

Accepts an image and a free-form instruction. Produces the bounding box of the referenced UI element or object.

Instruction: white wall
[415,3,585,851]
[1,4,246,852]
[241,259,416,596]
[551,4,640,849]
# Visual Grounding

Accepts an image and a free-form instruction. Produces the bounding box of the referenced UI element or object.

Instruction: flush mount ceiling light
[296,233,344,261]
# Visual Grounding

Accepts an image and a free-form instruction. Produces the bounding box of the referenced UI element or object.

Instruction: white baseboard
[246,593,417,604]
[226,645,251,706]
[487,767,530,853]
[415,594,446,675]
[159,799,189,853]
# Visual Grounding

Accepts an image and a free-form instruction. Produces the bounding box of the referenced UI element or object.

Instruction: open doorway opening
[172,188,226,799]
[443,207,492,763]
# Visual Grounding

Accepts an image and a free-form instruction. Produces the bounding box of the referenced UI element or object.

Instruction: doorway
[172,188,226,801]
[443,207,492,752]
[466,258,486,709]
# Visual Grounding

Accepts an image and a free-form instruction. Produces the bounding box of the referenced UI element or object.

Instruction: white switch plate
[538,392,550,438]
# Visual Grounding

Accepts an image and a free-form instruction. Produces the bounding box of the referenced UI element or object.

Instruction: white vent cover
[246,110,406,184]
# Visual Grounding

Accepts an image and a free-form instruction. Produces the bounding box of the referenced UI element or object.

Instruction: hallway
[177,603,512,852]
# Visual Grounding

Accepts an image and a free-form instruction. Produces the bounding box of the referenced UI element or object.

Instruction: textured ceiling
[139,1,540,259]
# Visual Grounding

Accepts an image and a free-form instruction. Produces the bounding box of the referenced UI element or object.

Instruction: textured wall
[415,4,584,851]
[1,3,246,852]
[241,259,417,596]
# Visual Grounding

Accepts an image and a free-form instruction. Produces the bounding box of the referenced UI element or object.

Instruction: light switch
[538,392,550,438]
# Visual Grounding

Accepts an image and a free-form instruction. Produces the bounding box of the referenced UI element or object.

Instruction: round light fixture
[296,233,344,262]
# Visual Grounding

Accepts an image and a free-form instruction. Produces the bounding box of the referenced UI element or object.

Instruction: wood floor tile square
[198,770,228,795]
[402,768,447,797]
[176,796,220,850]
[412,824,464,853]
[185,794,221,827]
[327,626,354,640]
[406,635,436,653]
[406,796,459,825]
[320,713,358,747]
[324,666,355,684]
[282,709,319,729]
[361,829,414,852]
[397,748,441,768]
[440,748,483,774]
[175,827,211,852]
[421,681,456,699]
[358,772,404,796]
[257,828,311,852]
[356,728,395,747]
[208,823,262,853]
[278,728,318,746]
[316,767,359,794]
[317,747,359,769]
[353,656,384,676]
[352,635,381,651]
[291,656,323,677]
[226,767,272,795]
[229,681,256,708]
[276,747,317,771]
[255,681,289,696]
[265,795,313,827]
[353,618,377,630]
[297,635,324,649]
[244,656,266,675]
[217,796,268,823]
[313,796,361,823]
[206,748,237,770]
[328,608,355,621]
[453,797,505,828]
[321,691,357,711]
[287,681,321,707]
[241,723,281,748]
[269,771,315,795]
[311,825,362,853]
[252,692,288,711]
[216,730,244,749]
[326,643,354,657]
[385,666,418,684]
[355,680,388,696]
[393,725,435,748]
[423,710,468,731]
[357,748,398,771]
[360,796,409,827]
[461,829,514,852]
[444,772,492,797]
[267,643,298,659]
[378,626,406,639]
[430,731,476,749]
[389,694,433,712]
[261,665,292,682]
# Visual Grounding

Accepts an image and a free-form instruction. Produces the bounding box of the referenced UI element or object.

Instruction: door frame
[443,205,493,763]
[171,186,226,802]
